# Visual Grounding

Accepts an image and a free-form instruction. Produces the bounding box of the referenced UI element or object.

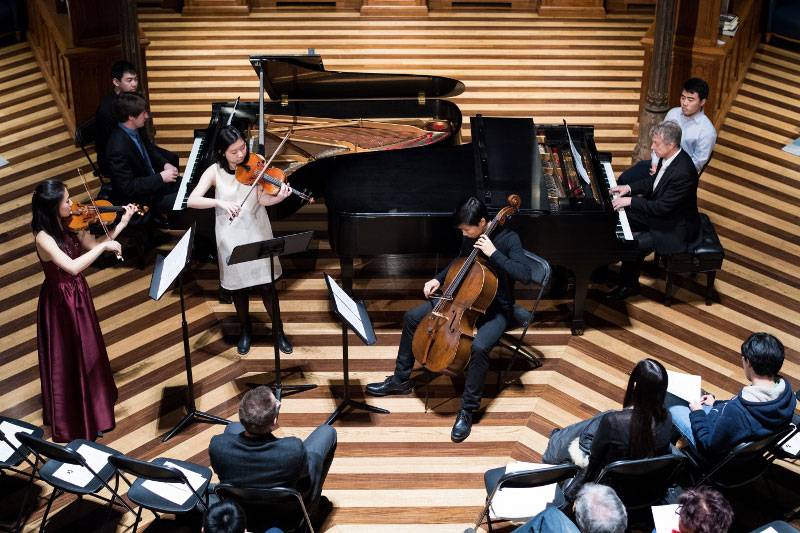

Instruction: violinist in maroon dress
[32,180,136,442]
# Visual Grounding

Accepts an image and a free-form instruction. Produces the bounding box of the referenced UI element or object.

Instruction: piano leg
[340,256,354,292]
[570,269,590,336]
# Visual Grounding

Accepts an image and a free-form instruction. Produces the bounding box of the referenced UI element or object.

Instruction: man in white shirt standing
[620,78,717,185]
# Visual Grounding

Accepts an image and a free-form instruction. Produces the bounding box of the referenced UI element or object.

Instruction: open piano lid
[250,55,465,101]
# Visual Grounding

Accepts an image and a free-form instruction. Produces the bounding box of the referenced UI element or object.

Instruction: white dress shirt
[653,148,682,192]
[651,107,717,172]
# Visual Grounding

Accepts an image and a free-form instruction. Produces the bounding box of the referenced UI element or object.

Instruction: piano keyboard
[601,161,634,241]
[172,136,204,210]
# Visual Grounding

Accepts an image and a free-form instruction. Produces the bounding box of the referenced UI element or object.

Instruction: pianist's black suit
[620,148,700,288]
[105,126,180,214]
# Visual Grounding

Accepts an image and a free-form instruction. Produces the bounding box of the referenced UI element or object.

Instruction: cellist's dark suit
[392,227,531,411]
[620,148,700,288]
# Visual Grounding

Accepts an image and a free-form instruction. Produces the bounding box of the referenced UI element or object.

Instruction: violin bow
[77,168,122,261]
[231,126,295,222]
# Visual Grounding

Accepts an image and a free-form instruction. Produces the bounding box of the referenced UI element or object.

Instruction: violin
[66,200,147,232]
[234,153,314,203]
[411,194,521,376]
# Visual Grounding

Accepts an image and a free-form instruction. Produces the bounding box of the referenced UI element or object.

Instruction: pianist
[366,197,531,443]
[619,78,716,185]
[607,120,700,301]
[94,60,139,177]
[105,93,180,219]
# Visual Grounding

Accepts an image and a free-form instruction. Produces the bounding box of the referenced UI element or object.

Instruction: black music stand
[228,231,316,400]
[323,273,390,425]
[149,224,230,442]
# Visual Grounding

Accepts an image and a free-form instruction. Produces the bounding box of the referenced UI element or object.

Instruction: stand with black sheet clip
[228,230,317,400]
[324,273,390,425]
[149,224,230,442]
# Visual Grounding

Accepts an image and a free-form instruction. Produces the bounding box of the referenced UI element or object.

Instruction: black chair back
[75,116,98,147]
[16,433,83,466]
[595,454,684,510]
[695,427,794,488]
[496,463,578,491]
[0,417,43,468]
[215,483,313,533]
[109,455,186,484]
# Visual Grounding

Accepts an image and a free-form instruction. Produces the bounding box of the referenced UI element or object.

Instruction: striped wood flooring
[1,9,799,532]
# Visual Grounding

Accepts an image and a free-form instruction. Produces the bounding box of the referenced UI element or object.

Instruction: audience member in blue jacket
[667,332,796,458]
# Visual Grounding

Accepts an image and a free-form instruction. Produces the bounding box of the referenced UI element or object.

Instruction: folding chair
[593,454,685,510]
[108,455,210,533]
[682,427,795,489]
[497,250,551,389]
[0,417,43,532]
[474,463,578,532]
[215,483,314,533]
[14,434,133,532]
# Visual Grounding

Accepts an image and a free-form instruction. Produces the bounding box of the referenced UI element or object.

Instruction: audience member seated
[676,486,733,533]
[105,92,180,218]
[95,60,139,176]
[541,359,672,497]
[209,386,337,522]
[512,483,627,533]
[619,77,716,186]
[666,332,796,459]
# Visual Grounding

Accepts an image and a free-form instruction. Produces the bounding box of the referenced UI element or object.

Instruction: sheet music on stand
[563,119,591,185]
[150,227,194,300]
[324,273,375,345]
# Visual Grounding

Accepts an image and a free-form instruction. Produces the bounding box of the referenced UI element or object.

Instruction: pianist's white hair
[649,120,682,148]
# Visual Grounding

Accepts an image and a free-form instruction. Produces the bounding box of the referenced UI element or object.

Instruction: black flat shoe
[365,376,413,397]
[605,285,641,302]
[237,330,252,355]
[451,409,473,443]
[278,333,293,355]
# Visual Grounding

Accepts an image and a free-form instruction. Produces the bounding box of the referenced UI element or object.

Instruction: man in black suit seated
[606,120,700,300]
[105,92,180,217]
[95,60,139,176]
[209,386,337,522]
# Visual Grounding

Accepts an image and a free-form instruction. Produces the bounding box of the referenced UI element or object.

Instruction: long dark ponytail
[623,358,668,457]
[31,180,68,249]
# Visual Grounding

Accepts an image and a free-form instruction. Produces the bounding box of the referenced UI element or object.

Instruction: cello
[411,194,521,376]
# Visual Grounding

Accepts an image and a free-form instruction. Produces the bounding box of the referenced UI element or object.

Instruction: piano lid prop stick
[231,127,294,222]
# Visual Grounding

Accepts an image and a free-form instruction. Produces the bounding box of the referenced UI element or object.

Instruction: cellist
[366,197,531,442]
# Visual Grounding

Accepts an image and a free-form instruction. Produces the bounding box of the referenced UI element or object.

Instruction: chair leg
[472,501,491,533]
[39,489,61,533]
[705,271,716,305]
[131,507,143,533]
[664,271,674,306]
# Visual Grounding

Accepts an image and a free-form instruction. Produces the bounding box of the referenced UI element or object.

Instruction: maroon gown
[36,232,117,442]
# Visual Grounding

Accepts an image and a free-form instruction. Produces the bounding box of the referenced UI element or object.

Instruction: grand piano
[175,55,639,335]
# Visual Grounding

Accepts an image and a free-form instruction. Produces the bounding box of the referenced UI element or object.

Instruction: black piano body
[177,56,638,335]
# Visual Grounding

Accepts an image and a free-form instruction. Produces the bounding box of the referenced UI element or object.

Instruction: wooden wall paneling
[538,0,605,17]
[182,0,251,15]
[637,0,762,129]
[360,0,427,16]
[428,0,533,11]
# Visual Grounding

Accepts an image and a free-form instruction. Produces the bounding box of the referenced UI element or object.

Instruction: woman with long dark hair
[187,126,293,355]
[524,359,672,495]
[32,179,136,442]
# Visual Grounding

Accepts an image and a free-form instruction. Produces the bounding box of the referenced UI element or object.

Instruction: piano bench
[658,214,725,307]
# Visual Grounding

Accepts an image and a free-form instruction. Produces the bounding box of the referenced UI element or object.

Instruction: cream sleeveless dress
[203,163,282,290]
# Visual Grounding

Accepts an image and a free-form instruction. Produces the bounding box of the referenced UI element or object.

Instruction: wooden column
[120,0,154,137]
[632,0,677,163]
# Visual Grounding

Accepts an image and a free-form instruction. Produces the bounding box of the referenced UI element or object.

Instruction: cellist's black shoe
[237,328,252,355]
[277,333,293,355]
[365,376,412,397]
[451,409,473,443]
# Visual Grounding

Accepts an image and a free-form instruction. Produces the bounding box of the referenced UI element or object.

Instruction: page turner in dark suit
[608,121,700,299]
[105,93,180,215]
